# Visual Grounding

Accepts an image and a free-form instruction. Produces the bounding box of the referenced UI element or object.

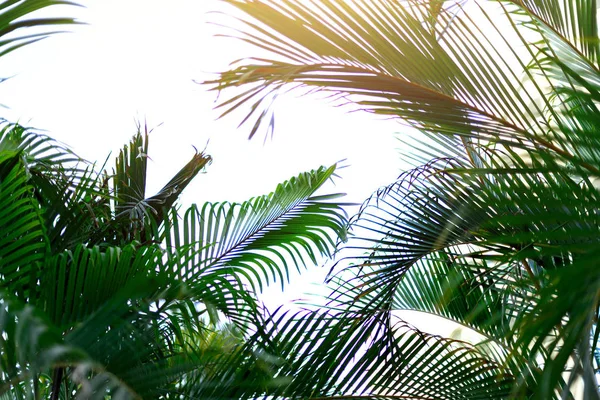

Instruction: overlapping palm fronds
[0,1,353,398]
[211,0,600,397]
[0,119,348,398]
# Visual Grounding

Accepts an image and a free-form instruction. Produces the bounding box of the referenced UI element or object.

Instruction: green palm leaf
[211,1,600,179]
[192,305,516,399]
[0,121,110,253]
[36,244,164,328]
[0,152,47,295]
[0,0,79,58]
[515,0,600,65]
[1,247,266,399]
[163,164,348,293]
[210,1,538,145]
[0,136,349,398]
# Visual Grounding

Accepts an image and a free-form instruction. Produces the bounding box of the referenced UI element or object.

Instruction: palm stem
[50,367,63,400]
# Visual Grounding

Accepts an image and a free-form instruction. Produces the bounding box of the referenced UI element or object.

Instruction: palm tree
[0,120,348,399]
[210,0,600,398]
[0,3,349,398]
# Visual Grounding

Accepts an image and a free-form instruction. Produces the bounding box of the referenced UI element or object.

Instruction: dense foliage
[0,119,347,399]
[5,0,600,399]
[210,0,600,398]
[0,2,348,398]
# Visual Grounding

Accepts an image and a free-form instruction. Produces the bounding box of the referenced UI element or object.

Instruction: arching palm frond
[335,149,600,396]
[162,164,348,294]
[185,302,517,399]
[211,0,600,177]
[0,163,348,398]
[210,1,543,149]
[0,270,257,400]
[0,0,79,59]
[35,244,165,329]
[515,0,600,67]
[0,121,79,168]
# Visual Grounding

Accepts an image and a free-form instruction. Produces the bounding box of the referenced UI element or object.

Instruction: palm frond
[36,244,164,328]
[1,251,267,399]
[0,0,79,59]
[210,0,600,183]
[0,152,47,296]
[0,121,112,254]
[163,164,348,293]
[511,249,600,398]
[329,148,600,397]
[189,305,516,399]
[513,0,600,66]
[210,1,539,145]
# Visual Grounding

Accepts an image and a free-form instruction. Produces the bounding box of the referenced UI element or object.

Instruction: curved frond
[0,0,79,59]
[163,164,348,292]
[36,244,163,328]
[210,0,600,182]
[210,1,539,145]
[190,306,516,399]
[330,149,600,397]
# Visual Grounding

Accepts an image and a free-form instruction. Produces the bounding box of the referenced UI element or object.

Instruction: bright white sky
[0,0,421,314]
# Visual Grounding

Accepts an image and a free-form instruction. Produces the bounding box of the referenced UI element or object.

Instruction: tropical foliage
[0,119,348,399]
[0,2,349,398]
[210,0,600,398]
